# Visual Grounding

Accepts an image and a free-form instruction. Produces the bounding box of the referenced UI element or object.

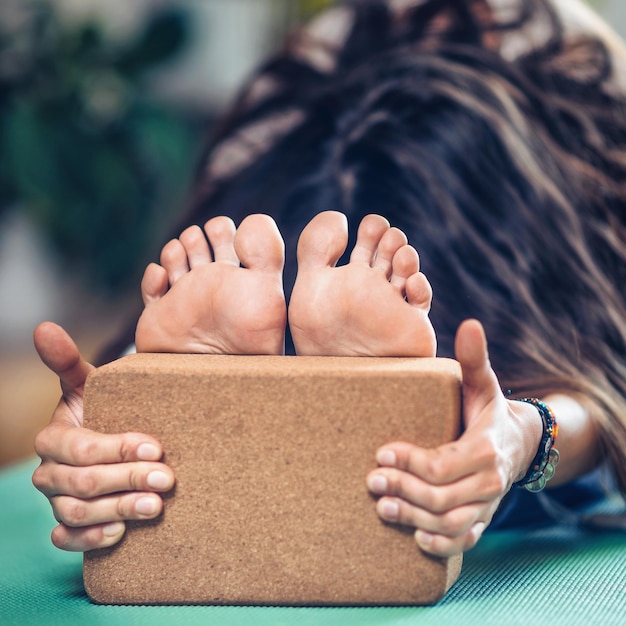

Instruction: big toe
[234,214,285,272]
[297,211,348,269]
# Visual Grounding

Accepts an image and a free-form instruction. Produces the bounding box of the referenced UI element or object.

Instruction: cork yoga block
[83,354,463,606]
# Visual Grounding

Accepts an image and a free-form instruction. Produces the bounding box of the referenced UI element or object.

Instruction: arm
[540,392,600,487]
[366,319,603,557]
[31,322,175,552]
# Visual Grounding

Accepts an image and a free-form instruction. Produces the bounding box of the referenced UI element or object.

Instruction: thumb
[34,321,94,394]
[454,319,502,427]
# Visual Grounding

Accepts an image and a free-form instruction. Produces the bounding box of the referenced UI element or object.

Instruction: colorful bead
[513,398,560,493]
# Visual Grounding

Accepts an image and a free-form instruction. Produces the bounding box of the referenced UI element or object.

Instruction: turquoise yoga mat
[1,457,625,626]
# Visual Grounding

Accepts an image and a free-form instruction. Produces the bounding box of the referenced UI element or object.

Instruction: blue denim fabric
[490,464,622,530]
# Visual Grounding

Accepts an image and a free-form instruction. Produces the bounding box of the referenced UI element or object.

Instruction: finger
[366,465,502,513]
[454,319,502,420]
[33,460,175,498]
[415,522,487,558]
[51,521,126,552]
[375,440,497,485]
[33,322,94,394]
[51,491,164,528]
[34,424,164,466]
[374,491,486,534]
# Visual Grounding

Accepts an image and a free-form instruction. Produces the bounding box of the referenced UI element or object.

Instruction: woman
[33,0,626,558]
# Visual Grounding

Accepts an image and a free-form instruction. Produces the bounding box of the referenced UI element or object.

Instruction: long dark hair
[103,0,626,493]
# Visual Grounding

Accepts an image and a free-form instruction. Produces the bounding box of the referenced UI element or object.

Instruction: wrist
[512,398,560,491]
[507,398,545,484]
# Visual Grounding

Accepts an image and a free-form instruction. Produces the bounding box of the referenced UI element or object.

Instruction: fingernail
[367,474,388,493]
[137,443,160,460]
[380,500,399,520]
[416,530,433,548]
[377,450,396,466]
[102,522,125,538]
[147,471,172,490]
[136,497,158,516]
[471,522,486,542]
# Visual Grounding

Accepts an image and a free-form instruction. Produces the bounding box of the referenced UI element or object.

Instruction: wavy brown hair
[104,0,626,494]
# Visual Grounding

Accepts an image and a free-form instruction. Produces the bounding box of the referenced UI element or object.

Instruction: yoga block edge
[83,354,463,606]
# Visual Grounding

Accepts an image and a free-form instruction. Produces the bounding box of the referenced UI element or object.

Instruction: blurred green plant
[0,1,200,294]
[296,0,336,19]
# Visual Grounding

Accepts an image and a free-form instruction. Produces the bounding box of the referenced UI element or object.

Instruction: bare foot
[135,214,286,355]
[288,211,436,357]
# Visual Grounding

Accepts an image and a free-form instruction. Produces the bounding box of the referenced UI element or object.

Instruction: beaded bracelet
[512,398,560,492]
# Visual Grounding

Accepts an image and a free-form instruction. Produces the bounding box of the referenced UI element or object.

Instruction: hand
[366,319,542,557]
[31,322,175,552]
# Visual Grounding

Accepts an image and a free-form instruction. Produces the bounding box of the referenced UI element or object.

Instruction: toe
[372,227,408,277]
[141,263,169,305]
[204,216,238,266]
[179,226,212,268]
[406,272,433,311]
[160,239,189,285]
[296,211,348,269]
[350,214,390,266]
[389,245,420,292]
[234,214,284,272]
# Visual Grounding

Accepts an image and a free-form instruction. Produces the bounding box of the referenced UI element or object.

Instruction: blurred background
[0,0,624,468]
[0,0,332,467]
